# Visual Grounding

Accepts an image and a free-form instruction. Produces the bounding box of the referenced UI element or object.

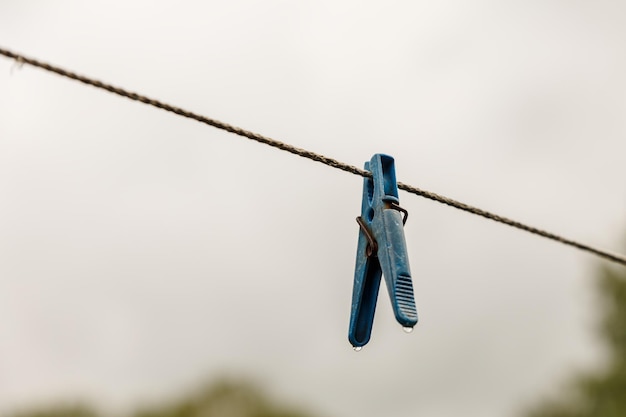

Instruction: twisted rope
[2,46,624,266]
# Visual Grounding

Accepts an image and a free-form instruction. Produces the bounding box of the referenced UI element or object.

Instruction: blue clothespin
[349,154,418,348]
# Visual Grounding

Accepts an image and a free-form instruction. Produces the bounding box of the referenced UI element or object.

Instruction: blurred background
[1,1,625,417]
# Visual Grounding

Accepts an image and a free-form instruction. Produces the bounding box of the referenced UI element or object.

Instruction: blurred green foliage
[8,404,98,417]
[524,263,626,417]
[133,379,314,417]
[5,380,315,417]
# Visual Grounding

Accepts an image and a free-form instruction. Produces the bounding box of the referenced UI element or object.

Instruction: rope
[1,46,624,267]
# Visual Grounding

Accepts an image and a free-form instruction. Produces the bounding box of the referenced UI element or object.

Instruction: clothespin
[349,154,418,349]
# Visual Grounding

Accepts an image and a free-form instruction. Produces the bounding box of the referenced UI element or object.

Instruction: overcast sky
[1,2,625,417]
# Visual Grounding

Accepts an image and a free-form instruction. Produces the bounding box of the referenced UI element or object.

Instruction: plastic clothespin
[349,154,418,348]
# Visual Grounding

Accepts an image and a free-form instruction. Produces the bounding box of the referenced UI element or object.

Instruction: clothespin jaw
[349,154,418,348]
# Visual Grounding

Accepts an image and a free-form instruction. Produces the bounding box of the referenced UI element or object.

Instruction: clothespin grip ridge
[349,154,418,348]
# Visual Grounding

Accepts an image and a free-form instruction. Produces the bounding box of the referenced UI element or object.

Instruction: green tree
[8,404,99,417]
[524,263,626,417]
[6,379,316,417]
[133,379,315,417]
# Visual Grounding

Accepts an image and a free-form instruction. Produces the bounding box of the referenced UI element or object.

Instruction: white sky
[1,1,625,417]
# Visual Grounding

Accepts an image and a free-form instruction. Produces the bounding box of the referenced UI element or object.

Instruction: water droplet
[353,346,362,352]
[403,326,414,333]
